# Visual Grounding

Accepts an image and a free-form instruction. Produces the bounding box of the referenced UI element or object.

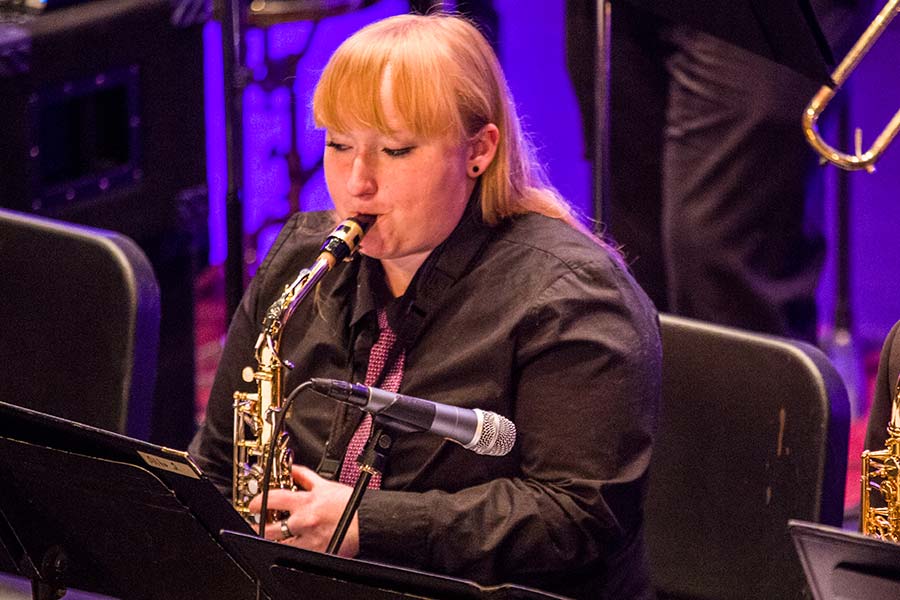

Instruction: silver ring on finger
[279,518,293,540]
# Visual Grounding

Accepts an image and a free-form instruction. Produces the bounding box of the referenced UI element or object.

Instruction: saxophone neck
[260,215,374,339]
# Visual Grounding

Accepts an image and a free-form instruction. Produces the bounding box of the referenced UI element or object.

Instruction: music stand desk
[220,529,570,600]
[789,519,900,599]
[0,401,260,600]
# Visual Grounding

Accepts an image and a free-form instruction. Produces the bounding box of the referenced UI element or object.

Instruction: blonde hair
[312,13,581,228]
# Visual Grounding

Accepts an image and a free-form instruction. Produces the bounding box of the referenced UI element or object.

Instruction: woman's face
[323,73,475,269]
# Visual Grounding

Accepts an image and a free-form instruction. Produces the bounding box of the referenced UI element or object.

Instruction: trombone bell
[802,0,900,172]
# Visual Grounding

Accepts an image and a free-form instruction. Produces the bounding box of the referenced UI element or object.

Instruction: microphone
[310,378,516,456]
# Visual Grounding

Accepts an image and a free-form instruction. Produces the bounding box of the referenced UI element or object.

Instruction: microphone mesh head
[472,410,516,456]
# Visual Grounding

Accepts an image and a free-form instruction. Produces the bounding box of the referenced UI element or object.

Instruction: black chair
[645,314,850,600]
[0,208,160,439]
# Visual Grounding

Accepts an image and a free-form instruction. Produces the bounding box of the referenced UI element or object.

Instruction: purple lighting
[202,2,900,351]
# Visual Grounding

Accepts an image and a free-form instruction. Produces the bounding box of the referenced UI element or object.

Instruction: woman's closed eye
[326,140,350,152]
[383,146,415,158]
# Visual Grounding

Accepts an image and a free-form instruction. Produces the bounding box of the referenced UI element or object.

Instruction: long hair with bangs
[312,13,581,228]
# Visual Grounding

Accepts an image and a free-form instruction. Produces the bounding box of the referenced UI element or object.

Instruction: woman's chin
[358,241,386,260]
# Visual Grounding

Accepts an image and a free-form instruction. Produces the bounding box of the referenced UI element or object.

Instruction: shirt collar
[323,194,494,345]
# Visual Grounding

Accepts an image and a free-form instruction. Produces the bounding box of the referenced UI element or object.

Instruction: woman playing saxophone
[189,13,661,599]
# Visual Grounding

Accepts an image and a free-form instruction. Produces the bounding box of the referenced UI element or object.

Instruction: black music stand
[0,401,261,600]
[219,530,570,600]
[789,519,900,599]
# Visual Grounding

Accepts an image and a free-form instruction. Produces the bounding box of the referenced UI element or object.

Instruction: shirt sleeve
[356,258,661,590]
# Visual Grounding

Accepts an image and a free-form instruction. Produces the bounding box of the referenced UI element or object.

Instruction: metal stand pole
[592,0,611,227]
[827,97,862,415]
[326,420,396,555]
[835,100,853,341]
[217,0,246,318]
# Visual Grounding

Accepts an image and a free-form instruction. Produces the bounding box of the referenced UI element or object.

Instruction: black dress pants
[567,0,872,343]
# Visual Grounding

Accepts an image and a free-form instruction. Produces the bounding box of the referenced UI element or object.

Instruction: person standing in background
[566,0,874,343]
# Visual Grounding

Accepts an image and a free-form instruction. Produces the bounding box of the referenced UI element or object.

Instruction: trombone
[803,0,900,172]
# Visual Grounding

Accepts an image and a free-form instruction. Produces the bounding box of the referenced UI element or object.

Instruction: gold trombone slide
[803,0,900,172]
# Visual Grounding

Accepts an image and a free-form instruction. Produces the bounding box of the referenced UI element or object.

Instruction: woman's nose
[346,153,377,197]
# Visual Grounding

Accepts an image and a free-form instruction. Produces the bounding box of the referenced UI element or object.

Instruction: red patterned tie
[339,308,405,488]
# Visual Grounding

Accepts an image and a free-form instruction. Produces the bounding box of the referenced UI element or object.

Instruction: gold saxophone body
[231,215,373,519]
[860,377,900,540]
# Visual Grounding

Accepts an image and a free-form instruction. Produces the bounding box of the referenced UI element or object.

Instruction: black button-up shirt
[189,203,661,599]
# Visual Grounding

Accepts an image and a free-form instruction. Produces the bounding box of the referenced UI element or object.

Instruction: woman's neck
[380,251,431,297]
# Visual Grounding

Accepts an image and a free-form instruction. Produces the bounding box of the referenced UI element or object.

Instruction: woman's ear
[467,123,500,178]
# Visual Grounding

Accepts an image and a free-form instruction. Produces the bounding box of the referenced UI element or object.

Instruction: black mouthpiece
[350,214,376,232]
[319,216,374,263]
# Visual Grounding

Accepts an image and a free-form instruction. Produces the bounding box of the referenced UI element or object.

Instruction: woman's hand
[247,465,360,557]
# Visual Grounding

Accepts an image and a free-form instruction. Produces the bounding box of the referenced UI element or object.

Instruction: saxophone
[232,215,374,519]
[860,376,900,540]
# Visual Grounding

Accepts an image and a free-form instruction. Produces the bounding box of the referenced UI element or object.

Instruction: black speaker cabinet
[0,0,208,450]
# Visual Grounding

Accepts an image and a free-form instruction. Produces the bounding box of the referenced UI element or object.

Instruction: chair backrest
[645,314,850,600]
[0,208,160,439]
